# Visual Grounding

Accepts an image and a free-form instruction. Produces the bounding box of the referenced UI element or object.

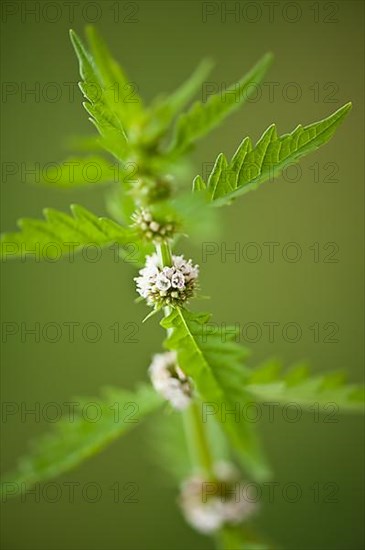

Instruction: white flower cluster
[132,209,175,241]
[179,462,256,534]
[149,351,192,410]
[135,253,199,307]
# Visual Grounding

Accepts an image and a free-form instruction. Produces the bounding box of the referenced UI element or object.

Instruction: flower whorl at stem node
[134,253,199,307]
[132,174,173,204]
[179,462,257,534]
[132,208,175,242]
[149,351,193,410]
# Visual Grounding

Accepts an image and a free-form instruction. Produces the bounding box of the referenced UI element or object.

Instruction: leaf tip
[69,28,78,44]
[263,51,274,65]
[70,203,84,218]
[336,101,352,120]
[85,24,97,43]
[344,101,353,113]
[42,207,52,220]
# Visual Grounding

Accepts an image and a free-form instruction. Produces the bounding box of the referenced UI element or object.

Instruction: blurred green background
[1,1,364,548]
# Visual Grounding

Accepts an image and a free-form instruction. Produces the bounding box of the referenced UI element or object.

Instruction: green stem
[215,526,245,550]
[155,238,220,544]
[183,400,215,479]
[157,240,173,267]
[155,239,216,478]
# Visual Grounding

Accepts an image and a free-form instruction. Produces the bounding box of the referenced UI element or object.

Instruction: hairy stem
[156,239,216,478]
[183,401,215,478]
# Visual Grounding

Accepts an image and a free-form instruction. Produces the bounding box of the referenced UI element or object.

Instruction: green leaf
[37,155,139,189]
[145,59,214,142]
[170,191,221,241]
[161,308,271,481]
[85,25,143,121]
[195,102,352,205]
[38,156,116,188]
[69,29,128,160]
[105,185,136,225]
[246,360,365,413]
[149,410,191,482]
[168,53,273,154]
[65,134,104,153]
[1,385,163,498]
[0,204,140,261]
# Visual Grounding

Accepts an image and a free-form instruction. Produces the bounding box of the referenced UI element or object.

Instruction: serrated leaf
[65,134,104,153]
[246,361,365,413]
[37,156,117,188]
[192,175,207,192]
[69,29,129,160]
[1,385,163,498]
[149,410,191,482]
[105,185,136,225]
[195,103,352,205]
[248,359,283,384]
[85,25,143,121]
[0,204,140,261]
[161,308,270,481]
[145,59,214,142]
[168,53,273,154]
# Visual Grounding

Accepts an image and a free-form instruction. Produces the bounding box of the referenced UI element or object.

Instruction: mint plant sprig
[1,26,363,549]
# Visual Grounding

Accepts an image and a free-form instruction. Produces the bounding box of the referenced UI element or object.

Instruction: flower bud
[132,209,175,242]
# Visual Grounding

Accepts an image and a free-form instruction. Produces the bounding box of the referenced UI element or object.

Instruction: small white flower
[144,211,152,223]
[134,253,199,308]
[155,273,172,291]
[149,351,192,410]
[149,221,160,232]
[171,271,185,289]
[179,462,257,534]
[145,254,160,268]
[162,266,174,278]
